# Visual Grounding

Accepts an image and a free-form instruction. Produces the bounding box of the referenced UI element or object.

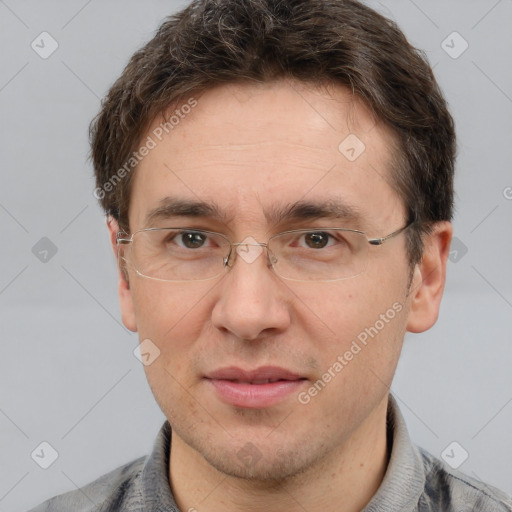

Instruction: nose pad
[268,251,278,266]
[223,242,274,271]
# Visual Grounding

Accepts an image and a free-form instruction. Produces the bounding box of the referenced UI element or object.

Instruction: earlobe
[106,217,138,333]
[406,221,453,333]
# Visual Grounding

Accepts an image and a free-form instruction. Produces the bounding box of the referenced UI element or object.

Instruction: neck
[169,396,390,512]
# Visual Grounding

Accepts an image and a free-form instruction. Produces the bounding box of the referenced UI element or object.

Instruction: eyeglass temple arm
[367,220,416,246]
[116,232,132,244]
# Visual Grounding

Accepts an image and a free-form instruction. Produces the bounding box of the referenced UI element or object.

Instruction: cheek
[130,278,211,337]
[130,281,215,419]
[294,275,404,339]
[298,275,407,380]
[301,300,406,430]
[129,279,217,390]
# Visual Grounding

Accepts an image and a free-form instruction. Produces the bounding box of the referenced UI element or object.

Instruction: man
[29,0,512,511]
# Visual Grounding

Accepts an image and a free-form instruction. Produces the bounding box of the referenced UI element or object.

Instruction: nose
[211,242,292,341]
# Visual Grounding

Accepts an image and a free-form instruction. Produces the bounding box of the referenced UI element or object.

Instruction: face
[112,79,439,480]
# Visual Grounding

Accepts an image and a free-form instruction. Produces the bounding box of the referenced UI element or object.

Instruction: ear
[406,221,453,333]
[107,217,138,333]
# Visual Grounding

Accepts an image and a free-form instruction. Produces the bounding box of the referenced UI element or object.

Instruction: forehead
[129,79,404,232]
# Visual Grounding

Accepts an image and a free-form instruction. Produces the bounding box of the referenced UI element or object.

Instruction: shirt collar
[139,394,425,511]
[362,394,425,511]
[140,420,179,511]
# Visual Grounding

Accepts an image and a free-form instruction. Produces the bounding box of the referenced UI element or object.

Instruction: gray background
[1,0,511,510]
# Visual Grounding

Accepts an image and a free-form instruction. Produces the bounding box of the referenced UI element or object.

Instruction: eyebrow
[265,199,363,227]
[144,196,363,228]
[145,198,229,226]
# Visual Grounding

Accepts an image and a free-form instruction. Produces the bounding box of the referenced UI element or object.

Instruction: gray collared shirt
[28,395,512,511]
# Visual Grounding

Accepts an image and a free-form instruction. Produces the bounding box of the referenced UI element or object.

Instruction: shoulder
[418,447,512,511]
[26,455,146,512]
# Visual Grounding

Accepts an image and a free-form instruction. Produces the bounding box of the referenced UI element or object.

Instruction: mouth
[204,366,308,408]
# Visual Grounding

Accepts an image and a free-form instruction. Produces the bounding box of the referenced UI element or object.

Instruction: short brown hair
[89,0,456,269]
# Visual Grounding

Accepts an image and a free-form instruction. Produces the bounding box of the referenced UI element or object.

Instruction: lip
[204,366,307,408]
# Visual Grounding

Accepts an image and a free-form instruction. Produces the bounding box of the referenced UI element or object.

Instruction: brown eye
[303,232,330,249]
[180,232,207,249]
[163,230,210,249]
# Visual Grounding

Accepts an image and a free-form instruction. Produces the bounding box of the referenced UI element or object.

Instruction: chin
[185,426,328,484]
[202,446,313,483]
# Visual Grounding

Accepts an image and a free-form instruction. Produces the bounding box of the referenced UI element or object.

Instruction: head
[90,0,455,481]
